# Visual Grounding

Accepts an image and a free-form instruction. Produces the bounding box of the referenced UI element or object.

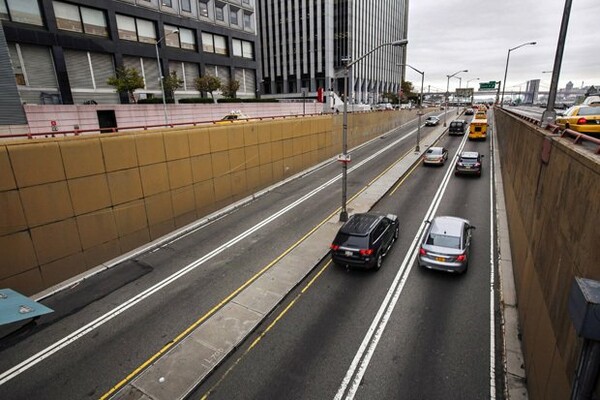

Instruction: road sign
[479,81,497,90]
[455,88,474,97]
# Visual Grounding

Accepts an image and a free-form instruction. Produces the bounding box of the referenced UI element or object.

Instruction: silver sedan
[418,216,475,274]
[422,146,449,166]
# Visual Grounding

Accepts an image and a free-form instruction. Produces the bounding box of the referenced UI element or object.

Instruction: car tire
[394,225,399,240]
[374,253,383,271]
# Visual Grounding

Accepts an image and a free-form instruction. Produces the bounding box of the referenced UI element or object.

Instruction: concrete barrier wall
[494,108,600,399]
[0,110,418,295]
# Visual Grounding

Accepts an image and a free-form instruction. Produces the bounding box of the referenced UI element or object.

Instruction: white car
[425,116,440,126]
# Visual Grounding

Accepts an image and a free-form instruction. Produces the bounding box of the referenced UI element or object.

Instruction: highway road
[0,110,503,399]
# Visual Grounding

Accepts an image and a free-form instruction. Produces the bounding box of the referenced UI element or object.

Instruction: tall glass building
[258,0,408,104]
[0,0,260,109]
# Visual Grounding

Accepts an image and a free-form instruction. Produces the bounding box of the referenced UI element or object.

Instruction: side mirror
[480,154,485,158]
[468,225,476,230]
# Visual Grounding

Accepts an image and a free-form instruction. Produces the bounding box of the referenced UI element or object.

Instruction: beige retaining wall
[0,110,418,295]
[495,108,600,399]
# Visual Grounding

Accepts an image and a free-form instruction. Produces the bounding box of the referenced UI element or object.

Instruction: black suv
[449,120,467,135]
[330,213,399,270]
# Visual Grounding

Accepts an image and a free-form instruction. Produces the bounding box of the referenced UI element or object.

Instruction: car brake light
[330,244,339,251]
[474,163,480,167]
[456,254,466,262]
[359,249,374,256]
[577,117,587,125]
[419,247,426,255]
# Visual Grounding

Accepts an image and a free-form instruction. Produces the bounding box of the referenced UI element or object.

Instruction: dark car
[449,120,467,135]
[425,116,440,126]
[455,151,484,176]
[418,216,475,274]
[330,213,399,270]
[465,108,474,115]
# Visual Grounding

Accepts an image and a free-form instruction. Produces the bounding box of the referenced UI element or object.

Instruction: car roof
[427,146,444,152]
[460,151,479,158]
[340,213,383,236]
[452,119,466,123]
[430,216,469,236]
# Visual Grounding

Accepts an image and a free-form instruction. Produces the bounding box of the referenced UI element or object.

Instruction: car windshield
[427,233,461,249]
[578,107,600,116]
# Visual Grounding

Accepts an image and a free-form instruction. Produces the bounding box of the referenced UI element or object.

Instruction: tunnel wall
[494,108,600,399]
[0,110,418,295]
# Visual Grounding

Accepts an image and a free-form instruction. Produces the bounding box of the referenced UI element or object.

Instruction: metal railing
[499,106,600,154]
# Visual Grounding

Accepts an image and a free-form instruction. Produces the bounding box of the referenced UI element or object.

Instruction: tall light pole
[542,0,572,127]
[467,78,479,105]
[444,69,467,127]
[500,41,536,107]
[398,63,424,152]
[456,76,462,114]
[339,39,408,222]
[155,29,179,126]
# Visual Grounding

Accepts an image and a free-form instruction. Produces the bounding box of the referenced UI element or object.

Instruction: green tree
[382,92,399,104]
[400,80,418,103]
[107,66,145,103]
[221,79,241,99]
[195,75,221,103]
[163,71,184,101]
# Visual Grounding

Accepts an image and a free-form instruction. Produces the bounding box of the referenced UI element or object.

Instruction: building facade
[258,0,408,104]
[0,0,260,110]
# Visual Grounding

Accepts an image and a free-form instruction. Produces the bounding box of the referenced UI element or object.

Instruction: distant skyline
[405,0,600,94]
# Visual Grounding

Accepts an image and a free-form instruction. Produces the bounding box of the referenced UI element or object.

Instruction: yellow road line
[101,148,404,399]
[388,161,421,197]
[200,260,332,400]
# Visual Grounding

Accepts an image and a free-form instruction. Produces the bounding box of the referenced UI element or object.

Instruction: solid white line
[335,133,470,400]
[489,115,497,399]
[0,123,422,387]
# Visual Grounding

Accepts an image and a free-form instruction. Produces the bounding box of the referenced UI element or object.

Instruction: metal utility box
[569,277,600,341]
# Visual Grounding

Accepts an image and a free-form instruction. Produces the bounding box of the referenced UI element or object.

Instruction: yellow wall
[0,111,417,295]
[495,109,600,399]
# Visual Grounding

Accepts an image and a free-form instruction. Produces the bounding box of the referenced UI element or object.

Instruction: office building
[258,0,408,104]
[0,0,260,120]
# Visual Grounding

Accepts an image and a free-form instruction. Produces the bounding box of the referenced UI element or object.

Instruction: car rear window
[334,233,369,248]
[427,148,442,155]
[460,157,478,164]
[426,233,461,249]
[578,107,600,116]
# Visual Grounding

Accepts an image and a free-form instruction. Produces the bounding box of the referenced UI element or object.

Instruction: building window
[232,39,253,59]
[215,3,224,21]
[202,32,227,55]
[162,0,172,7]
[53,1,108,37]
[242,0,250,5]
[230,7,238,26]
[164,24,196,51]
[117,14,156,43]
[243,12,252,30]
[181,0,191,12]
[2,0,44,26]
[199,1,209,18]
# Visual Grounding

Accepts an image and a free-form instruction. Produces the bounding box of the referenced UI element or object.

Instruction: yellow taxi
[215,110,251,124]
[555,105,600,135]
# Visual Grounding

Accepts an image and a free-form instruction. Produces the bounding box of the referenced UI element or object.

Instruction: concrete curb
[492,110,529,399]
[110,117,450,399]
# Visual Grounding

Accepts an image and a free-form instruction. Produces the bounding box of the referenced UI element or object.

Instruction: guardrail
[499,106,600,155]
[0,112,327,140]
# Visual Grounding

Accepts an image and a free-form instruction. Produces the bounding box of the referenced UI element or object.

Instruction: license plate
[435,257,445,262]
[345,251,353,256]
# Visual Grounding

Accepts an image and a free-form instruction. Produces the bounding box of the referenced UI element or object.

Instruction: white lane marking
[489,115,497,400]
[335,133,470,400]
[0,124,422,387]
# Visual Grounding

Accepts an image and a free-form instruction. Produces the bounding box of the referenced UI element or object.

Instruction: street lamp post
[444,69,468,127]
[456,77,462,114]
[339,39,408,222]
[467,78,479,105]
[542,0,573,127]
[398,63,424,152]
[155,29,179,126]
[500,41,536,107]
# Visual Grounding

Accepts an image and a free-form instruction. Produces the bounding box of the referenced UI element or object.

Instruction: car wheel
[375,253,383,270]
[394,225,399,240]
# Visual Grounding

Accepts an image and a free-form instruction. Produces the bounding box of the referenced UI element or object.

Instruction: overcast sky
[406,0,600,94]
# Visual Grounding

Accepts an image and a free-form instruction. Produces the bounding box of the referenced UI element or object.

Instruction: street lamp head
[391,39,409,47]
[529,41,537,45]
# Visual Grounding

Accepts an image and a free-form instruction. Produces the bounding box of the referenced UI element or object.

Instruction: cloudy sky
[406,0,600,94]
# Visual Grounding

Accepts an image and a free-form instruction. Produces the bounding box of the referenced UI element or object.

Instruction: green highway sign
[479,81,497,90]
